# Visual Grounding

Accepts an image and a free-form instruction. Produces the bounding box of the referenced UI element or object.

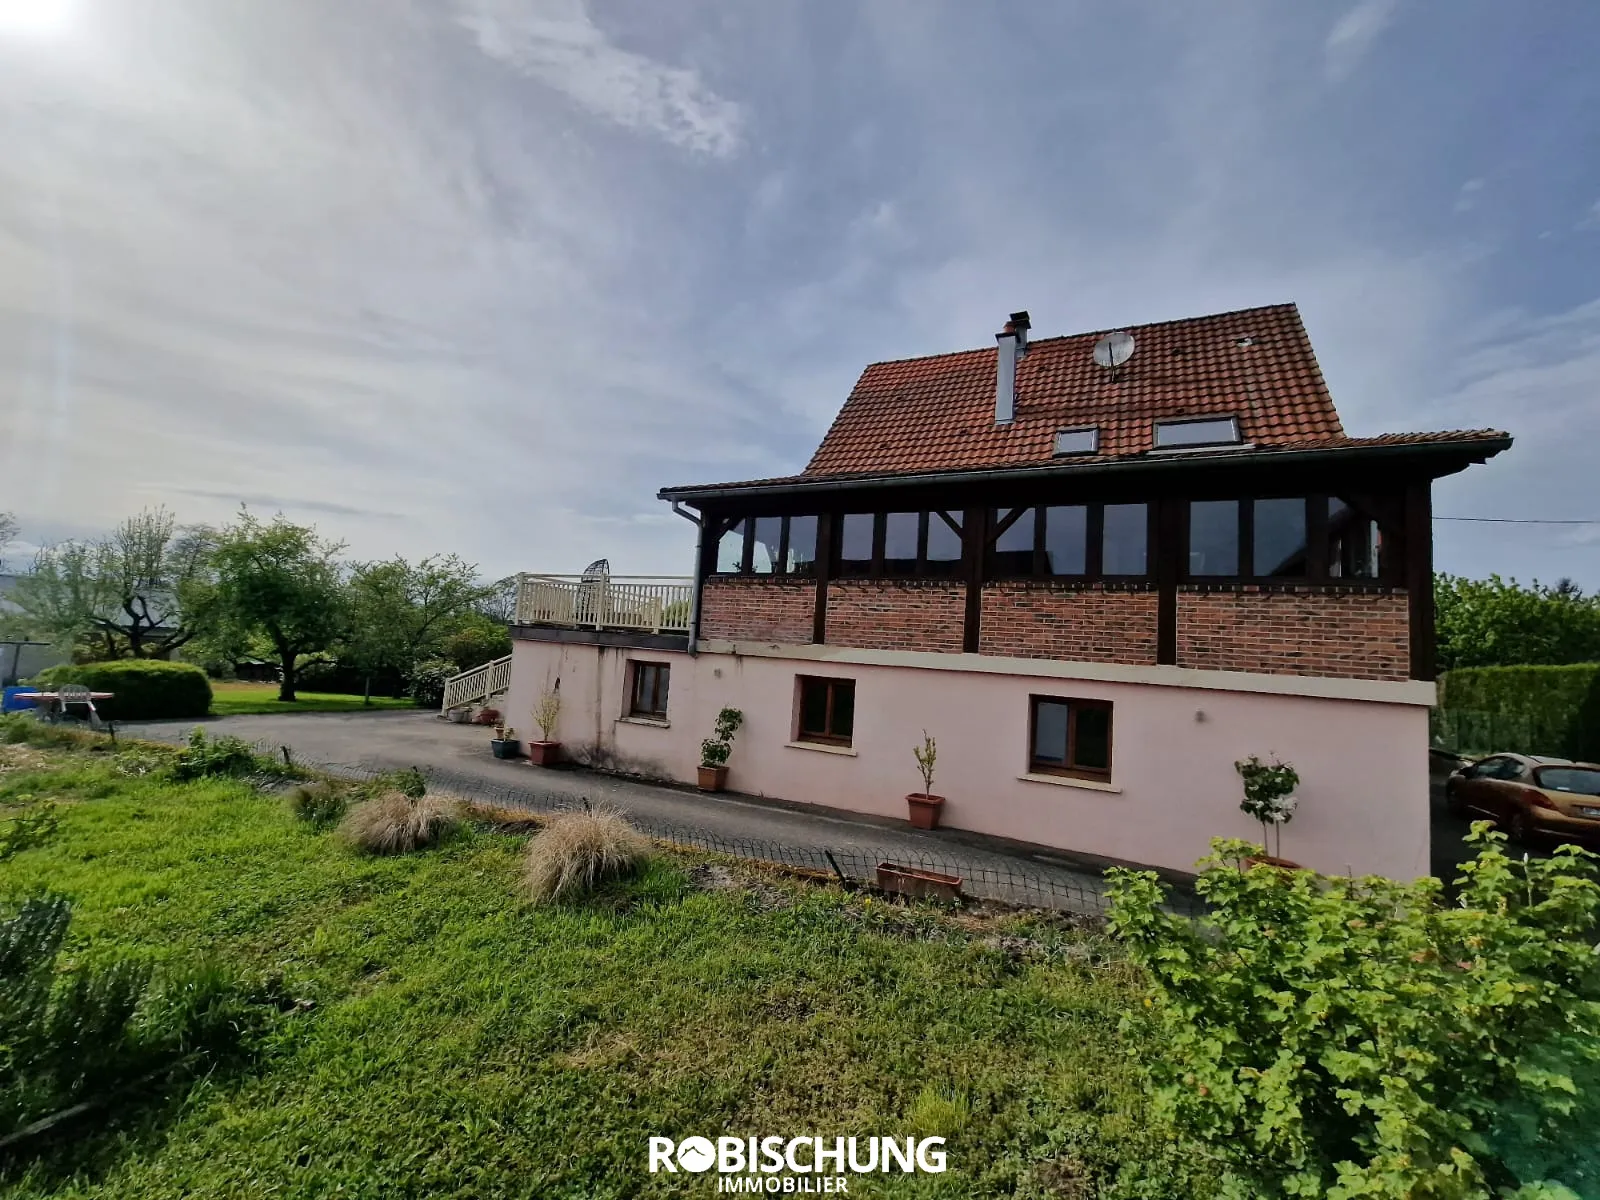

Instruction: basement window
[1053,427,1099,456]
[628,662,670,720]
[797,676,855,747]
[1154,416,1241,449]
[1029,696,1112,779]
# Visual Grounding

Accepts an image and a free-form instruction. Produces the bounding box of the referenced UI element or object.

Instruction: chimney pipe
[995,310,1031,425]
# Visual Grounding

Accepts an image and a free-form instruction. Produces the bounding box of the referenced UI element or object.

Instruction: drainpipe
[671,501,703,656]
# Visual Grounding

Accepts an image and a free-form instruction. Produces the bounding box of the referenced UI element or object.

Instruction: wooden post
[1404,481,1435,681]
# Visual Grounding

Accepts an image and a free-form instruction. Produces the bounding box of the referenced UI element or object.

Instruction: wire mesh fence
[111,725,1202,920]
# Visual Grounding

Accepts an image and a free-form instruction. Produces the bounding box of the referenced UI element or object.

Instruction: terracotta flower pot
[526,741,561,767]
[876,862,962,902]
[906,792,945,830]
[698,764,728,792]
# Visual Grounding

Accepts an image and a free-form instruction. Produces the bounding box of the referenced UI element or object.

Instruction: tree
[6,508,216,660]
[441,611,513,672]
[1435,573,1600,671]
[0,511,15,571]
[344,556,491,702]
[207,511,346,702]
[478,575,520,624]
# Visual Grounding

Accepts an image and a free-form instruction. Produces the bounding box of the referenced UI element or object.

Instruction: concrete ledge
[511,625,690,653]
[698,639,1435,707]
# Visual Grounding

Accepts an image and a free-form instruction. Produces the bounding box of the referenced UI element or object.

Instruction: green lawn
[208,682,418,716]
[0,742,1201,1199]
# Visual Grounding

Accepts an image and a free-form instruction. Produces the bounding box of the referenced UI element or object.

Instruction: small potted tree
[527,691,562,767]
[1235,754,1300,868]
[698,706,743,792]
[906,730,945,830]
[490,722,519,760]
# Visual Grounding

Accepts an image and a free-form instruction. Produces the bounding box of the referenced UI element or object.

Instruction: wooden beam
[812,512,834,645]
[1156,498,1180,665]
[1404,481,1435,681]
[963,506,985,653]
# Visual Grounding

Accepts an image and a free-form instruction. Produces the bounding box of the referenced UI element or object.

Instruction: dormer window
[1053,427,1099,456]
[1153,416,1241,449]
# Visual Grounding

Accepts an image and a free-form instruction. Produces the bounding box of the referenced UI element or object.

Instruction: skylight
[1053,427,1099,456]
[1153,416,1242,449]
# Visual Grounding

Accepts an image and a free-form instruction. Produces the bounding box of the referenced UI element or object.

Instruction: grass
[207,682,417,716]
[0,742,1204,1200]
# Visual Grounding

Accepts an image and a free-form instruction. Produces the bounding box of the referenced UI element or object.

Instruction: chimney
[995,310,1030,425]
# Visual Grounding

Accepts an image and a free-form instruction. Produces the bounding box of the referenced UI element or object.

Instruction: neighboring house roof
[659,302,1511,500]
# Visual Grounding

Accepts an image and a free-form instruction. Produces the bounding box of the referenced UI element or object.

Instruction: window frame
[831,511,965,580]
[796,675,856,746]
[711,514,820,577]
[1181,497,1326,583]
[1027,695,1114,780]
[1052,426,1100,456]
[1153,415,1242,449]
[988,503,1153,581]
[627,661,671,721]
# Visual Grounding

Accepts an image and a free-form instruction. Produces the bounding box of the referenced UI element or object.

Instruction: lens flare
[0,0,75,39]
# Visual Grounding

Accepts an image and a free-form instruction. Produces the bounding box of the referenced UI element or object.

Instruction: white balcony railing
[515,574,693,634]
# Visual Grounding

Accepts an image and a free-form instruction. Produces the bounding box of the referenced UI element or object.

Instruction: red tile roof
[805,303,1344,476]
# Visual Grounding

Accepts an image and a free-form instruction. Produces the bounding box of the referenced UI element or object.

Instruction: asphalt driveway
[126,710,1138,910]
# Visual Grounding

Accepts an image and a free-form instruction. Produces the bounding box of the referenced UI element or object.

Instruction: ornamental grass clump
[1107,827,1600,1199]
[339,790,462,855]
[521,807,651,903]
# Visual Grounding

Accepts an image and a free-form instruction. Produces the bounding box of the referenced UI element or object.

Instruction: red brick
[701,577,815,643]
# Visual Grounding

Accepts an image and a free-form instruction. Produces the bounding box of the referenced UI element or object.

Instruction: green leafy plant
[0,893,271,1139]
[285,781,350,828]
[699,706,744,769]
[0,801,58,861]
[1106,829,1600,1199]
[913,730,937,795]
[171,728,282,781]
[1235,754,1299,861]
[408,657,459,708]
[533,690,562,742]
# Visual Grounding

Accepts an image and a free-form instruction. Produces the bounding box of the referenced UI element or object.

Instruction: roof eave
[657,436,1513,504]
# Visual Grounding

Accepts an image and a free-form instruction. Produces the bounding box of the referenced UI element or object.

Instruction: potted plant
[906,730,945,830]
[446,706,473,724]
[697,706,744,791]
[490,724,519,760]
[1235,754,1300,868]
[527,691,562,767]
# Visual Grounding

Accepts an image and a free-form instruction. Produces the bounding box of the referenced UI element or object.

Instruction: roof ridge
[858,301,1300,370]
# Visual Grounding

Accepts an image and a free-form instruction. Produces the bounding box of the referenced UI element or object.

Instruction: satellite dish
[1093,331,1135,369]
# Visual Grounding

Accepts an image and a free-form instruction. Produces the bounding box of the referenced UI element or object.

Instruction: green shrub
[1107,831,1600,1198]
[286,781,350,827]
[0,894,271,1138]
[1436,664,1600,761]
[171,728,283,781]
[408,658,458,708]
[30,660,213,722]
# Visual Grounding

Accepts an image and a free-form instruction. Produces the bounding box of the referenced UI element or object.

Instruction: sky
[1,0,1598,587]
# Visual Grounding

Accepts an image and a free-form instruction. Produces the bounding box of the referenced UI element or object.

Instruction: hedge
[29,660,213,722]
[1435,663,1600,761]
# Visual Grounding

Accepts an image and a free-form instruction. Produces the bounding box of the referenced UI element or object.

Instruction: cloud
[1453,178,1484,214]
[1325,0,1402,81]
[1578,199,1600,231]
[452,0,743,157]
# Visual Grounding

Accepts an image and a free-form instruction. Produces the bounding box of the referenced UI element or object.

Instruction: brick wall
[1177,587,1410,680]
[700,577,816,644]
[980,582,1159,665]
[825,581,966,653]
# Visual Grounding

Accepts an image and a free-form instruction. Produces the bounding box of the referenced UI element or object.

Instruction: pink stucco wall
[504,638,1431,880]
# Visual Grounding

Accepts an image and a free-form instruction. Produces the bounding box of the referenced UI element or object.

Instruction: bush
[339,790,461,854]
[521,808,651,903]
[442,617,512,673]
[286,781,350,827]
[0,894,270,1138]
[171,728,283,781]
[30,660,212,722]
[1436,664,1600,761]
[409,658,458,708]
[1106,831,1600,1198]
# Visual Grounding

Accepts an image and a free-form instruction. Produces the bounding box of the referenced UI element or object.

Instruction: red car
[1445,753,1600,847]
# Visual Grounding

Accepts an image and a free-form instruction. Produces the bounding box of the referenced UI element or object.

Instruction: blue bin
[2,687,41,713]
